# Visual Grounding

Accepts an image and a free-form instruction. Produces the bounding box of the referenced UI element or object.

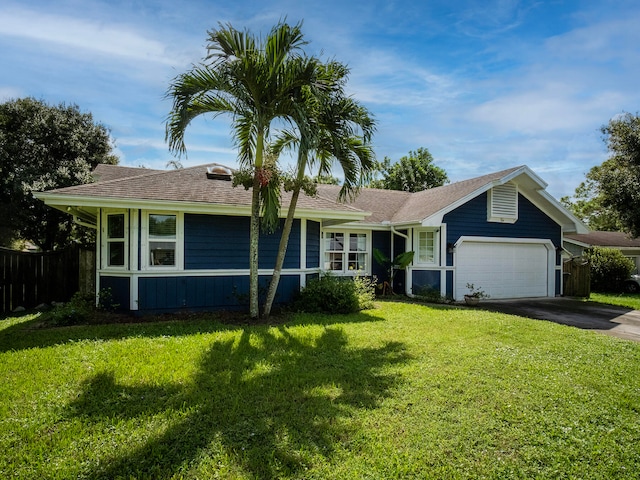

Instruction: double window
[101,210,183,270]
[324,232,369,274]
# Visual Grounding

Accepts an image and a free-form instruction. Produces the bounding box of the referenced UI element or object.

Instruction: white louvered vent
[488,183,518,223]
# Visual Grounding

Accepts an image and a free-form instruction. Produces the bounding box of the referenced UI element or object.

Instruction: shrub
[42,288,119,326]
[44,292,95,326]
[294,273,376,314]
[584,246,635,292]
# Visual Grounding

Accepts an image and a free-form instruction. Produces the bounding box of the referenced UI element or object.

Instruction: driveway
[478,297,640,342]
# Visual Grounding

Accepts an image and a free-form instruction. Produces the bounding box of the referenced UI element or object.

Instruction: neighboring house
[564,231,640,274]
[36,163,587,313]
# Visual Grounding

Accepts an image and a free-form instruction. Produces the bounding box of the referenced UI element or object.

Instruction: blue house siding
[184,214,301,270]
[306,221,320,268]
[99,276,130,311]
[137,274,300,312]
[444,193,561,251]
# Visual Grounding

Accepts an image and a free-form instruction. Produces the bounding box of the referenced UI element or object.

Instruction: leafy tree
[0,97,118,251]
[587,112,640,236]
[262,61,376,317]
[368,147,448,192]
[165,21,324,319]
[560,177,623,231]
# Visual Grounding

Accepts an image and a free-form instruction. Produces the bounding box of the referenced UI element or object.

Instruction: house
[35,163,587,313]
[564,231,640,274]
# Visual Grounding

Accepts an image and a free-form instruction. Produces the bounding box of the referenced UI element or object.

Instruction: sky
[1,0,639,200]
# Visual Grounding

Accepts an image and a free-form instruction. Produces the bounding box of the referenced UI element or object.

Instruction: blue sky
[1,0,639,199]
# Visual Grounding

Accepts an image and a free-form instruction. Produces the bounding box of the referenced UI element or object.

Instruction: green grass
[1,301,639,479]
[590,292,640,310]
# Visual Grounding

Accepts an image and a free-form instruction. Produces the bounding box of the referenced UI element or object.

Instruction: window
[324,232,369,273]
[149,214,176,266]
[417,231,435,263]
[142,211,183,270]
[104,211,128,268]
[488,183,518,223]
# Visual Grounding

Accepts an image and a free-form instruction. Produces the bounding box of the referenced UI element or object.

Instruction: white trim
[321,228,372,275]
[130,209,139,271]
[300,219,307,270]
[36,193,367,222]
[140,210,184,271]
[101,209,129,271]
[413,228,440,266]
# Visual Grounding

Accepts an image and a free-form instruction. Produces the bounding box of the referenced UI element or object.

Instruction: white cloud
[0,6,184,65]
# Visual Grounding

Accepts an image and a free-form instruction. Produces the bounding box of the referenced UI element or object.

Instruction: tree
[368,147,448,192]
[588,112,640,236]
[165,21,323,318]
[0,97,118,251]
[262,61,376,317]
[560,177,623,231]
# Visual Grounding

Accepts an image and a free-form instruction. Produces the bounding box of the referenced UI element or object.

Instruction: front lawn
[1,301,639,479]
[589,292,640,310]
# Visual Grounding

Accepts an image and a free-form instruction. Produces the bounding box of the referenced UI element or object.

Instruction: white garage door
[455,241,550,300]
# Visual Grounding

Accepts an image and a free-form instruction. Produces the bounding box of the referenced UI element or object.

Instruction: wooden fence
[0,245,95,314]
[563,257,590,298]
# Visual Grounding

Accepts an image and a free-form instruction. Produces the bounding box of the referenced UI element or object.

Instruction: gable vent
[488,183,518,223]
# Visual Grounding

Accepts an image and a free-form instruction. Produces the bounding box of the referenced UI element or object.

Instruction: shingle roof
[565,231,640,247]
[91,164,162,182]
[43,164,363,215]
[318,166,524,224]
[316,185,411,224]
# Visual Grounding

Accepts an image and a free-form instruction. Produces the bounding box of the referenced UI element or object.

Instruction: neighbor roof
[565,231,640,248]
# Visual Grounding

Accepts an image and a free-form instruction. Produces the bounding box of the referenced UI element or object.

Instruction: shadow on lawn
[67,326,410,479]
[0,309,383,352]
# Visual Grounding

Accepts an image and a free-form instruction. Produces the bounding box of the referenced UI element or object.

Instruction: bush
[44,292,95,326]
[294,274,376,314]
[42,288,119,326]
[584,246,635,292]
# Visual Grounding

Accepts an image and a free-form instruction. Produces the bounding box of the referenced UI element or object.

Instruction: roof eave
[35,192,368,222]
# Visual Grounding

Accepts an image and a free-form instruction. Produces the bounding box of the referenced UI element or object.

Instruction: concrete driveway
[478,297,640,342]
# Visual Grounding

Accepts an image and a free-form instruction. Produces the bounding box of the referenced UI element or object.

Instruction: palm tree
[165,21,323,318]
[262,61,376,317]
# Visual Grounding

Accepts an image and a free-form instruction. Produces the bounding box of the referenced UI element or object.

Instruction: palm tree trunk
[263,185,301,318]
[249,172,261,318]
[249,131,265,319]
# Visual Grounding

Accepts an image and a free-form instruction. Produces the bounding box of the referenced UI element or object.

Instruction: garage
[454,238,553,300]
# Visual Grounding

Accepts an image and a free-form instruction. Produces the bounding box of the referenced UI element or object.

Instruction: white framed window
[142,211,183,270]
[323,231,370,274]
[102,210,128,269]
[415,229,439,265]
